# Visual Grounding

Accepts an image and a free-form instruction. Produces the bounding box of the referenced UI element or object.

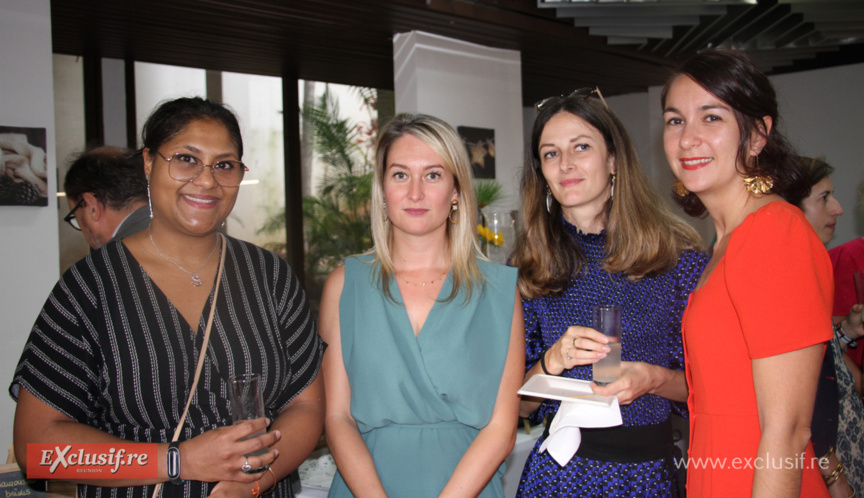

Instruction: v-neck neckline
[120,240,216,337]
[392,272,451,340]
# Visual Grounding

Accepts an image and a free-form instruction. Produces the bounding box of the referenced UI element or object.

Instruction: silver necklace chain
[148,227,220,287]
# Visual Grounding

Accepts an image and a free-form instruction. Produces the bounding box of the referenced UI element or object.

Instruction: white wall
[134,62,206,147]
[54,54,90,272]
[0,0,58,452]
[772,63,864,248]
[393,31,524,212]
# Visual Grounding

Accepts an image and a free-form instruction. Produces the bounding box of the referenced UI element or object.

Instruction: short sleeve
[9,264,101,423]
[272,257,324,413]
[725,202,833,359]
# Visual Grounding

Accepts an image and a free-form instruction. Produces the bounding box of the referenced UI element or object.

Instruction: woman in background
[11,97,324,498]
[662,49,831,496]
[320,113,524,497]
[513,88,707,496]
[829,180,864,371]
[798,156,864,496]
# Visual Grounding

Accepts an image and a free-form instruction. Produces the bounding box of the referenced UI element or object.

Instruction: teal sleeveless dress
[327,255,518,497]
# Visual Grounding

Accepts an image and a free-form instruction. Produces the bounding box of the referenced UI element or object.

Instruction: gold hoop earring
[546,186,553,214]
[448,201,459,224]
[674,180,690,197]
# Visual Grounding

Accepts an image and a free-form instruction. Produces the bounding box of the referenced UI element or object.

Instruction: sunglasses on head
[534,86,609,114]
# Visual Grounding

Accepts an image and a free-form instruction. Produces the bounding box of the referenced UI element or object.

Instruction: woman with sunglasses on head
[662,50,832,496]
[513,88,708,497]
[320,113,524,497]
[10,97,324,498]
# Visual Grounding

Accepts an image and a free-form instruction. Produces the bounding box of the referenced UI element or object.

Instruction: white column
[393,31,523,212]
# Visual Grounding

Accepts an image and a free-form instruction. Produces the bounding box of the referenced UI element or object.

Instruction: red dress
[683,202,832,496]
[829,237,864,366]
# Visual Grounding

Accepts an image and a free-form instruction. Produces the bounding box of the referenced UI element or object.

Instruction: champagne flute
[229,373,269,473]
[592,304,622,386]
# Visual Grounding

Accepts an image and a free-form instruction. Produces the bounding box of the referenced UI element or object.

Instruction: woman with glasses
[10,97,324,498]
[513,89,708,496]
[662,49,831,496]
[320,113,524,497]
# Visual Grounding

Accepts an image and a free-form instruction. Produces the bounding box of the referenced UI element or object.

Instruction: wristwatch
[834,322,858,348]
[167,441,183,485]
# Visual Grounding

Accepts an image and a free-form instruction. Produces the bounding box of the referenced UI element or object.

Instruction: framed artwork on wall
[0,125,48,206]
[457,126,495,179]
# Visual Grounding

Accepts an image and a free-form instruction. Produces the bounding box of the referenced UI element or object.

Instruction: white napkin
[539,397,622,466]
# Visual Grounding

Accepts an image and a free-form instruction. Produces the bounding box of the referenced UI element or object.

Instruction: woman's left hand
[589,361,654,405]
[209,480,262,498]
[590,361,688,404]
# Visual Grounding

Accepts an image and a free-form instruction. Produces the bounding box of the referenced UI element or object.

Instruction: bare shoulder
[322,263,346,296]
[318,264,346,343]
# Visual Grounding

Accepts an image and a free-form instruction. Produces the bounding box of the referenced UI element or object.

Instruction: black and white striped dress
[10,236,324,498]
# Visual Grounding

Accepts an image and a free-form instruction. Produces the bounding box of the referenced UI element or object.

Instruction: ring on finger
[573,337,577,347]
[565,351,572,361]
[242,458,252,473]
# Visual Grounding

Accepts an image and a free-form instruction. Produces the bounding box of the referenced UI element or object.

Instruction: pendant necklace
[149,227,220,287]
[397,268,448,287]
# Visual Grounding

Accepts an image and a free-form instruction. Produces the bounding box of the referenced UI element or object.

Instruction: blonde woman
[320,113,524,497]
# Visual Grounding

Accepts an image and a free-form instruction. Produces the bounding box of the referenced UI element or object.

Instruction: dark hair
[661,49,807,216]
[64,146,147,209]
[140,97,243,158]
[512,95,702,299]
[797,156,834,206]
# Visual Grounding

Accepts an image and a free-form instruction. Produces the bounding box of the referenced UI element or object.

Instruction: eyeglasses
[63,198,86,231]
[534,86,609,113]
[156,151,248,187]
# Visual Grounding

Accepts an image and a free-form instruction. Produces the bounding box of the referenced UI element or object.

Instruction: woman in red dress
[662,49,832,496]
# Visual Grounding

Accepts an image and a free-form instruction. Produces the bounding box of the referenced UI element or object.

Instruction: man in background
[63,146,150,249]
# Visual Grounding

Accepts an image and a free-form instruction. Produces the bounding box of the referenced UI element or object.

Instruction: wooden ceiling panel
[49,0,864,106]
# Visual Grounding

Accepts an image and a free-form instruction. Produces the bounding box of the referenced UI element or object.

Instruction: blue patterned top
[523,220,708,427]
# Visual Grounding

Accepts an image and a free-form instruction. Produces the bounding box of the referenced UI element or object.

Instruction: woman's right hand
[543,325,610,375]
[180,418,280,483]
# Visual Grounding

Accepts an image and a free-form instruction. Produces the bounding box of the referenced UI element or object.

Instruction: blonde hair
[369,113,485,302]
[512,97,703,299]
